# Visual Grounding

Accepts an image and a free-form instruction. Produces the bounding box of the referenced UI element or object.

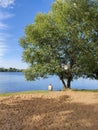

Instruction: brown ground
[0,90,98,130]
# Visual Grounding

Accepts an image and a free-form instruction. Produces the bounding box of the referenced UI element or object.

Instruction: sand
[0,90,98,130]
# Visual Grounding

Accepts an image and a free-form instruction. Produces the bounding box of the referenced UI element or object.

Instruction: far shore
[0,89,98,97]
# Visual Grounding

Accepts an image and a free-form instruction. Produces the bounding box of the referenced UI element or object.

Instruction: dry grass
[0,90,98,130]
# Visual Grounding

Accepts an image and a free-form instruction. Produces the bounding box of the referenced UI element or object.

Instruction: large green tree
[52,0,98,78]
[20,0,98,88]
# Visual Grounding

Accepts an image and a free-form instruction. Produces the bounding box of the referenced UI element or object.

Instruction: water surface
[0,72,98,93]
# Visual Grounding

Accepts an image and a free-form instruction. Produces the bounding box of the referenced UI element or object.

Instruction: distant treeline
[0,67,23,72]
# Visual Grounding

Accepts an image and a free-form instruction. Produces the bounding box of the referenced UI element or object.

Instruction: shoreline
[0,89,98,97]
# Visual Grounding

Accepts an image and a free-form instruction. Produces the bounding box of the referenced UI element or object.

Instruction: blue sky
[0,0,54,69]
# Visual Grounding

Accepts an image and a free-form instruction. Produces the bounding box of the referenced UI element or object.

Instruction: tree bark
[67,77,71,88]
[67,73,72,88]
[59,74,67,88]
[61,78,67,88]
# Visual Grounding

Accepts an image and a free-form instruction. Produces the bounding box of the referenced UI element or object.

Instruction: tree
[52,0,98,79]
[67,0,98,79]
[19,0,98,88]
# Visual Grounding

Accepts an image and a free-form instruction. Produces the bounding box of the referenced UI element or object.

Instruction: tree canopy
[19,0,98,88]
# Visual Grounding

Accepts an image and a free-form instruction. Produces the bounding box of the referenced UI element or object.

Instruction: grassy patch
[0,90,49,97]
[72,89,98,92]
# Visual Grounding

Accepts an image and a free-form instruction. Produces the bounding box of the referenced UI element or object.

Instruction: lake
[0,72,98,94]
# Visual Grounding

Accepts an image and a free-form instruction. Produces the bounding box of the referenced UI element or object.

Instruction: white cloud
[0,10,14,62]
[0,0,15,8]
[0,9,14,65]
[0,32,11,37]
[0,22,8,29]
[0,49,5,56]
[0,45,7,65]
[0,11,14,30]
[0,11,14,20]
[0,34,8,59]
[0,32,10,64]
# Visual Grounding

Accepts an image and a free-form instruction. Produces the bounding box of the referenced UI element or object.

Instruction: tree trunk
[59,74,67,89]
[61,78,67,88]
[67,73,72,88]
[67,77,71,88]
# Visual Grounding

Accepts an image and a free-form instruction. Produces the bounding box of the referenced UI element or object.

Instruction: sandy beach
[0,90,98,130]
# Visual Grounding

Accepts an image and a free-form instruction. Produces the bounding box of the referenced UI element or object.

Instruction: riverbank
[0,90,98,130]
[0,90,49,97]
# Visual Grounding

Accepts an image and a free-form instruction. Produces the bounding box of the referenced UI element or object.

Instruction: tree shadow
[0,95,98,130]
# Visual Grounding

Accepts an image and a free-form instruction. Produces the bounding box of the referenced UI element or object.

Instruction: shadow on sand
[0,95,98,130]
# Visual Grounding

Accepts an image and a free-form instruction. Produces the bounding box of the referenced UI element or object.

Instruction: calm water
[0,72,98,94]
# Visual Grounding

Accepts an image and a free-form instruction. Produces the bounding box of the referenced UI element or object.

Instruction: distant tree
[0,67,22,72]
[20,0,98,88]
[0,68,5,72]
